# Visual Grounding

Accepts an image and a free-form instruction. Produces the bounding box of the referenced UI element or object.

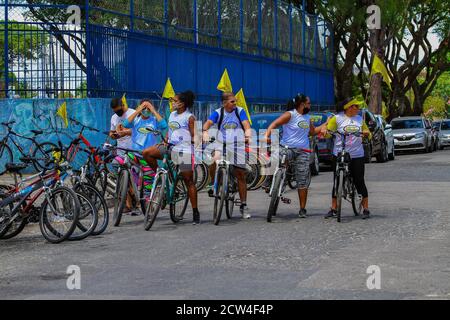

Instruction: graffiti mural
[0,98,140,173]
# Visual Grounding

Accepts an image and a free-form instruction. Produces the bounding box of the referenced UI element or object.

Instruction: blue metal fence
[1,0,335,108]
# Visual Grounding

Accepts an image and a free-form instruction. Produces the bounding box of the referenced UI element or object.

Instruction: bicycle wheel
[351,183,363,216]
[225,175,237,219]
[336,170,345,223]
[73,183,109,236]
[213,167,227,226]
[39,186,80,244]
[69,191,98,241]
[246,163,260,190]
[0,187,27,240]
[267,170,283,222]
[170,176,189,223]
[113,169,129,227]
[194,163,209,191]
[32,142,58,172]
[144,174,166,231]
[0,143,13,175]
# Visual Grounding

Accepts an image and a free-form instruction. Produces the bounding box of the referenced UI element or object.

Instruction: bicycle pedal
[281,197,291,204]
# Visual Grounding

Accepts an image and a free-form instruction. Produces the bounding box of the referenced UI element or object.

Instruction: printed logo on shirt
[169,121,181,130]
[297,121,310,129]
[138,124,157,135]
[223,122,238,130]
[343,125,361,133]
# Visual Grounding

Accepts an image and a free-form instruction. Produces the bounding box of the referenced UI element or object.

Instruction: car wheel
[388,144,395,161]
[376,141,386,163]
[364,144,372,163]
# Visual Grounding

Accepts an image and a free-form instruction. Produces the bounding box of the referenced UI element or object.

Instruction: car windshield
[441,121,450,130]
[391,119,423,129]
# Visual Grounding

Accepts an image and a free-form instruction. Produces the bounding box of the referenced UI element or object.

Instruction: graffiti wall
[0,98,142,173]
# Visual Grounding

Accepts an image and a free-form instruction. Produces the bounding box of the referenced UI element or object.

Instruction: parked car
[311,111,334,165]
[360,109,388,163]
[374,114,395,160]
[252,112,320,175]
[436,119,450,150]
[391,116,434,153]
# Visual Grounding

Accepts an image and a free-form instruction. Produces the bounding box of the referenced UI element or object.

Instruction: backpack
[217,107,244,131]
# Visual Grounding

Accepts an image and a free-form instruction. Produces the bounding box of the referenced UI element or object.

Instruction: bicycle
[266,145,301,222]
[0,121,57,173]
[62,117,111,170]
[102,144,156,227]
[209,140,242,226]
[143,129,189,231]
[329,131,364,222]
[0,160,81,243]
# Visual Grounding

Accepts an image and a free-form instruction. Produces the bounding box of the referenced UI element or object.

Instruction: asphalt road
[1,149,450,300]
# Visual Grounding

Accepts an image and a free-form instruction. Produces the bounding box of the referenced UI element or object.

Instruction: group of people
[108,90,372,225]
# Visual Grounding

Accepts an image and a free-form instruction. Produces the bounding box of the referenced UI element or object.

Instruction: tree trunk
[368,29,384,115]
[335,30,360,102]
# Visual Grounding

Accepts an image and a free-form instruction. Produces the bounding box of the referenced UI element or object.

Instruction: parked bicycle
[0,121,57,174]
[0,159,80,243]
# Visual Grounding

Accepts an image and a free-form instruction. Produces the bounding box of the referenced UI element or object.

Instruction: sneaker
[362,209,370,220]
[240,204,251,219]
[192,211,201,225]
[299,208,307,218]
[324,209,337,219]
[131,210,142,217]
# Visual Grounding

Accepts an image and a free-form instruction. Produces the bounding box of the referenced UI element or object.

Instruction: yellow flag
[162,78,176,112]
[56,102,68,128]
[217,68,233,93]
[121,93,128,109]
[162,78,176,99]
[371,55,392,91]
[236,88,252,126]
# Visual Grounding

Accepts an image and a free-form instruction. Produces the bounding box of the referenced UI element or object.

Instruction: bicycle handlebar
[328,131,363,138]
[69,117,102,134]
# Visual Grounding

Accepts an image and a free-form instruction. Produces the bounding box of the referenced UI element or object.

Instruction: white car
[374,115,395,160]
[437,119,450,150]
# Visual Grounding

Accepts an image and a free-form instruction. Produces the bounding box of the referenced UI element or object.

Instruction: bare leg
[143,146,163,171]
[234,168,247,204]
[181,171,198,209]
[299,188,308,210]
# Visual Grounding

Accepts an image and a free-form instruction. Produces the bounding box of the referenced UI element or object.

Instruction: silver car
[375,115,395,160]
[437,119,450,150]
[391,116,434,153]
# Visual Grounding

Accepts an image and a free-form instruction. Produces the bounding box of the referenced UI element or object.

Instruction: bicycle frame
[269,146,289,198]
[0,170,59,228]
[1,129,40,158]
[151,152,181,206]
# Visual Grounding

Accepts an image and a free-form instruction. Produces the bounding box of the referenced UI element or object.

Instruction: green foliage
[423,96,447,119]
[0,21,48,74]
[433,72,450,100]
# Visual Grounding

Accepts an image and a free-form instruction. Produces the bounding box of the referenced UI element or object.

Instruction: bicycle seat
[31,130,43,135]
[5,163,27,173]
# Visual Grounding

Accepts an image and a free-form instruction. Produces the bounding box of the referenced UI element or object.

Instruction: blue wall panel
[88,28,334,106]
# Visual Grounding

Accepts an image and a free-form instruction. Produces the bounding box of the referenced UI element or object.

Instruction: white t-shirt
[110,108,135,149]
